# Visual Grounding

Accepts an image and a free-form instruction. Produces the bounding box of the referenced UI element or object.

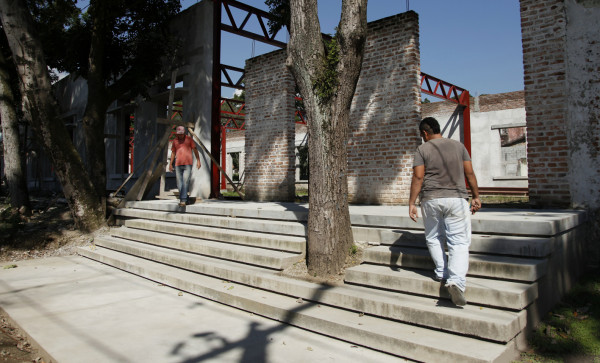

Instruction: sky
[181,0,524,100]
[75,0,524,100]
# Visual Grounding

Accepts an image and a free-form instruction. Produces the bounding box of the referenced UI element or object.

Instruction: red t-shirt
[171,135,197,166]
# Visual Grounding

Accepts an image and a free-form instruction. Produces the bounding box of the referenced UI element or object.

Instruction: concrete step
[352,226,554,257]
[362,246,547,282]
[82,239,525,342]
[77,246,520,362]
[123,201,586,237]
[114,208,307,236]
[123,219,306,253]
[348,206,587,237]
[345,264,539,310]
[124,200,310,221]
[103,229,301,270]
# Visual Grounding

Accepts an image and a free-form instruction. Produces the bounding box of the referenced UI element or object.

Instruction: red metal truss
[420,72,469,105]
[220,98,246,130]
[221,0,286,48]
[420,72,471,155]
[221,65,245,90]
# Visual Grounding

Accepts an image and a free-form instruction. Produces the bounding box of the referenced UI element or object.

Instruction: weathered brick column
[347,12,422,204]
[244,49,296,201]
[520,0,571,207]
[520,0,600,208]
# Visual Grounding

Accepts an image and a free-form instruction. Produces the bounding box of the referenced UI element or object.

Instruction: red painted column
[221,126,227,190]
[460,90,471,156]
[210,0,222,198]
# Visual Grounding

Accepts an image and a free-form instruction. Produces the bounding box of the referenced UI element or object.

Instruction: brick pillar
[348,12,422,204]
[520,0,571,207]
[244,49,296,201]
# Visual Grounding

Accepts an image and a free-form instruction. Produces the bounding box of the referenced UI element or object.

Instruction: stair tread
[352,226,554,257]
[98,230,301,271]
[114,208,307,235]
[78,246,517,363]
[109,227,299,257]
[366,245,546,266]
[84,239,525,342]
[124,218,306,243]
[345,264,538,310]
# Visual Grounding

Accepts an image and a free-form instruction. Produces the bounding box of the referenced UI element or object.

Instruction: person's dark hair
[420,117,441,135]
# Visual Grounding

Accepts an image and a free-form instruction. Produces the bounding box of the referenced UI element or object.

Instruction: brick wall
[520,0,571,207]
[244,49,296,201]
[347,11,422,204]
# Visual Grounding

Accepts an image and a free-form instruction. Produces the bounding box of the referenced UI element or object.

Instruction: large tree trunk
[287,0,367,276]
[0,0,105,231]
[0,45,31,215]
[82,0,110,203]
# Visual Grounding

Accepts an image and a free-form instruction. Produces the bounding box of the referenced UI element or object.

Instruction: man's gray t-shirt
[413,138,471,203]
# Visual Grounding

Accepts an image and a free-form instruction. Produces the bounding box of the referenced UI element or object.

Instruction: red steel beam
[211,0,223,198]
[220,0,286,48]
[420,72,471,155]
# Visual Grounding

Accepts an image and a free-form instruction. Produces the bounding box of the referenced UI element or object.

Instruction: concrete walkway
[0,256,400,363]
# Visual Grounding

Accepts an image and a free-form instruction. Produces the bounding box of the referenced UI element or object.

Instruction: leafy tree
[0,0,105,231]
[36,0,181,203]
[269,0,368,277]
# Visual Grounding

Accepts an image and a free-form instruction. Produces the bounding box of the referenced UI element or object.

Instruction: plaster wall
[422,92,528,188]
[565,0,600,209]
[176,1,214,199]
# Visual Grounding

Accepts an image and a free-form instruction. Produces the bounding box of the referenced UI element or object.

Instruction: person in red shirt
[169,126,201,207]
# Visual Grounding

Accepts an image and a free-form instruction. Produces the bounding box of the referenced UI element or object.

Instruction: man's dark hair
[420,117,441,135]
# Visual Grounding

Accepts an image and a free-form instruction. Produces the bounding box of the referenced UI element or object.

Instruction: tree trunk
[287,0,368,276]
[0,45,31,215]
[0,0,105,231]
[82,0,110,203]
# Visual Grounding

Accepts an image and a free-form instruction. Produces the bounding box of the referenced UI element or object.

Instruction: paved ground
[0,256,402,363]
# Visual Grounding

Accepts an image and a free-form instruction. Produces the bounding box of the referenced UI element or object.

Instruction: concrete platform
[0,256,401,363]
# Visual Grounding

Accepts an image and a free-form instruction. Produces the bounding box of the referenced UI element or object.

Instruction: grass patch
[515,268,600,362]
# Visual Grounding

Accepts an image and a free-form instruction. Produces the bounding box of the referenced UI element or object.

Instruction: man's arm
[169,147,175,172]
[193,147,201,169]
[463,160,481,214]
[408,165,424,222]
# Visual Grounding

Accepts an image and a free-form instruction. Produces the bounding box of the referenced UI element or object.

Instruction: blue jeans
[175,165,192,203]
[421,198,471,291]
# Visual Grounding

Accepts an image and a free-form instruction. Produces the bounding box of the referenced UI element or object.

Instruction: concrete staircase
[78,200,587,362]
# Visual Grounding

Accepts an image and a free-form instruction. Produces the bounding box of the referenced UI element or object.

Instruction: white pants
[421,198,471,291]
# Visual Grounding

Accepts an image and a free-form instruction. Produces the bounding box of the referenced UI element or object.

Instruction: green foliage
[349,244,358,255]
[29,0,181,96]
[26,0,82,76]
[265,0,290,36]
[422,98,431,104]
[313,36,340,107]
[233,90,245,101]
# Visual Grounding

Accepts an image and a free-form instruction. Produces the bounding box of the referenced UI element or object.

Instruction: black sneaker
[433,276,446,283]
[447,284,467,306]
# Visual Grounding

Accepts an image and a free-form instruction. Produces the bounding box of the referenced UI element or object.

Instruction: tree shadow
[170,283,337,363]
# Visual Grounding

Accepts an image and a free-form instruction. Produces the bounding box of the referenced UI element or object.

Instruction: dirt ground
[0,195,103,363]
